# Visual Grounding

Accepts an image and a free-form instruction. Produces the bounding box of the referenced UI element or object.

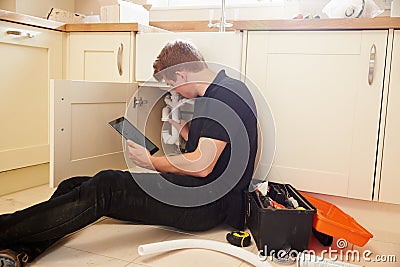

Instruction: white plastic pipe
[162,91,180,145]
[161,106,171,122]
[161,129,178,145]
[138,239,273,267]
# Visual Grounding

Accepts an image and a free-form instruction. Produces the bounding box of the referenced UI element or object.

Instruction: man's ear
[175,70,188,81]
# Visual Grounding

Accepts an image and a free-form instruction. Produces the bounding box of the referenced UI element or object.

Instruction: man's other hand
[126,140,155,170]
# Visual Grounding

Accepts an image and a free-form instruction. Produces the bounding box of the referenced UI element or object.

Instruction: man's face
[164,72,197,99]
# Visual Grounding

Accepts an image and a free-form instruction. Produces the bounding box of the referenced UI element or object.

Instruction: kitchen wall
[0,0,389,20]
[149,0,389,21]
[70,0,389,21]
[150,0,320,21]
[75,0,101,16]
[18,0,74,18]
[150,4,300,21]
[0,0,15,12]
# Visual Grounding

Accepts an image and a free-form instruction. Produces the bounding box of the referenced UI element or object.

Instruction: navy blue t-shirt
[160,70,257,229]
[184,70,258,229]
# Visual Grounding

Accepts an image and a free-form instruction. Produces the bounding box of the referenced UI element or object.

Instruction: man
[0,40,258,266]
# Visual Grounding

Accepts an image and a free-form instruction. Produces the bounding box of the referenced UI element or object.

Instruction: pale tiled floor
[0,185,399,267]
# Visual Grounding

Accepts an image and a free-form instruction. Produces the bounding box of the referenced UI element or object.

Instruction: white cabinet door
[50,80,137,187]
[135,32,243,82]
[0,21,62,192]
[379,30,400,204]
[68,32,133,82]
[246,30,388,200]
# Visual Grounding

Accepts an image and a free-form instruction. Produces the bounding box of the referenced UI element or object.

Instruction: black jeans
[0,170,226,262]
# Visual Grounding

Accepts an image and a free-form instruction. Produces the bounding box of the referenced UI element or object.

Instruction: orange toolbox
[300,192,373,247]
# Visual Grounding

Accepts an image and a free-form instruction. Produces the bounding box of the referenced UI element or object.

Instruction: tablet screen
[108,117,159,155]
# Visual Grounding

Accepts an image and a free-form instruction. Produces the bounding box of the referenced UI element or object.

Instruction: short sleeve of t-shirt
[198,81,251,144]
[198,117,230,143]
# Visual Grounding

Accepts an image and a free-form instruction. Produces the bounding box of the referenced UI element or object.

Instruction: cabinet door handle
[6,30,34,38]
[368,44,376,85]
[117,43,123,76]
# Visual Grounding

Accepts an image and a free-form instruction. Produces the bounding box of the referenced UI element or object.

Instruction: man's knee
[91,170,130,190]
[93,170,120,182]
[53,176,90,198]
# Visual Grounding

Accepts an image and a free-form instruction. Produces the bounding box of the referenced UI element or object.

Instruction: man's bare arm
[127,137,226,177]
[151,137,226,177]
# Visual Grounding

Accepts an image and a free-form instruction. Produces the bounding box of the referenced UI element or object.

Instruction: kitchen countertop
[64,23,168,33]
[2,9,400,32]
[150,17,400,32]
[0,9,65,31]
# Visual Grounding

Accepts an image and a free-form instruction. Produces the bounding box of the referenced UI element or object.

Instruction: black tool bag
[246,181,316,255]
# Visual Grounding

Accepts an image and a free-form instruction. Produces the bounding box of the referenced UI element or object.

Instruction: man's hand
[126,140,155,170]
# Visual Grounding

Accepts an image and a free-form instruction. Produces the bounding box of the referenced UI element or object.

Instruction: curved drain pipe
[138,239,273,267]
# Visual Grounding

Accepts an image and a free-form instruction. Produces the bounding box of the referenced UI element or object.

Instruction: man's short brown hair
[153,40,207,82]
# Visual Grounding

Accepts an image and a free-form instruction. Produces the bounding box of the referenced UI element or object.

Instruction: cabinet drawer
[0,21,62,48]
[68,32,132,82]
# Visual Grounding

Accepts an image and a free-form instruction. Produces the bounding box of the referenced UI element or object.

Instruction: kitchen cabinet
[0,21,63,194]
[68,32,133,82]
[245,30,388,200]
[379,30,400,205]
[135,32,243,82]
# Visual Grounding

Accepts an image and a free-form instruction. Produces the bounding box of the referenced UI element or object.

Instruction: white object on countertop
[83,15,100,23]
[138,239,273,267]
[322,0,384,18]
[392,0,400,17]
[100,0,149,25]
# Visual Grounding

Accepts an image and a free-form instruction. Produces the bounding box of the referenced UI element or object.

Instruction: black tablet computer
[108,117,159,155]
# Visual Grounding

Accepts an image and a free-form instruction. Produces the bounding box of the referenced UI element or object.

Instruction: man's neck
[187,69,217,97]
